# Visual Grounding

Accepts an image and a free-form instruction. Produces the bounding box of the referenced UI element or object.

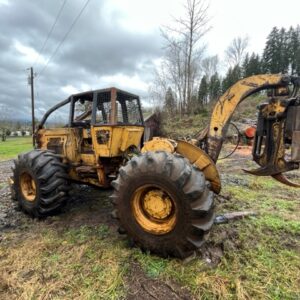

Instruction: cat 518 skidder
[11,74,300,258]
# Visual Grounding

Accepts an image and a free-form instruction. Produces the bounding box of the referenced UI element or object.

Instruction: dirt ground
[0,146,299,299]
[0,160,112,233]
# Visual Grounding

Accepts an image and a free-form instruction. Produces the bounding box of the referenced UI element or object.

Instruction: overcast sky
[0,0,299,120]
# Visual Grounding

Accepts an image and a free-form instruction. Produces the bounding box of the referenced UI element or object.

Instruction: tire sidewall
[117,173,194,250]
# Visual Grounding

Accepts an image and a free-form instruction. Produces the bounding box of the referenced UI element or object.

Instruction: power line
[33,0,68,67]
[37,0,91,78]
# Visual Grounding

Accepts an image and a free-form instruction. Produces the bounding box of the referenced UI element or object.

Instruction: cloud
[0,0,162,120]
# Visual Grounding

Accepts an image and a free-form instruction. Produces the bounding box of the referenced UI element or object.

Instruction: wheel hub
[143,190,172,219]
[20,172,36,202]
[131,185,177,235]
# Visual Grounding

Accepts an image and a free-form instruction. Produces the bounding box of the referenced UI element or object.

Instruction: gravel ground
[0,160,26,231]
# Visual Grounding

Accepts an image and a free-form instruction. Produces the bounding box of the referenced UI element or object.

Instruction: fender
[142,138,221,194]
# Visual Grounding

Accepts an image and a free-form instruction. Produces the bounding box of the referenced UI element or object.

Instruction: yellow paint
[261,99,286,117]
[120,128,144,151]
[209,74,284,137]
[141,137,176,153]
[80,154,96,165]
[141,137,221,194]
[20,172,36,202]
[143,190,172,219]
[38,128,80,162]
[38,125,144,187]
[91,126,144,157]
[131,185,177,235]
[176,140,221,194]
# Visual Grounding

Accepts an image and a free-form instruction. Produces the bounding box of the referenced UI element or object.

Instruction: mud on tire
[12,150,70,218]
[111,151,215,258]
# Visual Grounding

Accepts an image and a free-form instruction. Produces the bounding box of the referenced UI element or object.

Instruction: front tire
[111,151,215,258]
[12,150,70,217]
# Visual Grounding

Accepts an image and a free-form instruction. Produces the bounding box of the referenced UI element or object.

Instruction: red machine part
[244,126,256,139]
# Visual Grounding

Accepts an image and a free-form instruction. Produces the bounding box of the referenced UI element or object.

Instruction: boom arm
[203,73,300,188]
[206,74,290,162]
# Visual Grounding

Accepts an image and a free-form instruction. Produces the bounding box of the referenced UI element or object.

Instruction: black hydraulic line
[218,122,241,161]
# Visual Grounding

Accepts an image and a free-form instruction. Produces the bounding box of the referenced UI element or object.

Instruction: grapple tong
[244,76,300,187]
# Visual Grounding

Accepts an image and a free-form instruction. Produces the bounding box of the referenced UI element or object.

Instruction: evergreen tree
[243,52,261,77]
[278,27,289,72]
[262,26,289,73]
[209,72,222,102]
[242,53,250,76]
[164,87,176,116]
[198,75,209,108]
[288,26,300,74]
[222,65,242,92]
[263,27,279,72]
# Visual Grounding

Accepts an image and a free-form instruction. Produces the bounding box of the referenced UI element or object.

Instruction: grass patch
[256,214,300,235]
[0,137,32,161]
[132,217,300,299]
[133,251,168,278]
[0,225,130,299]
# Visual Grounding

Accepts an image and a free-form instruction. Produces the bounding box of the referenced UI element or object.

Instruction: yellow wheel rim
[131,185,177,235]
[20,172,37,202]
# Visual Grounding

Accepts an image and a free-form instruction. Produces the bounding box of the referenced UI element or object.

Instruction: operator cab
[39,87,144,129]
[36,88,145,174]
[70,88,144,128]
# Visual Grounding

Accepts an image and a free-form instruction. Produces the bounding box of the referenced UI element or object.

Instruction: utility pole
[28,67,35,147]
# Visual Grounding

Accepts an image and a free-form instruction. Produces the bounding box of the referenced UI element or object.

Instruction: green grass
[0,225,130,299]
[0,136,32,161]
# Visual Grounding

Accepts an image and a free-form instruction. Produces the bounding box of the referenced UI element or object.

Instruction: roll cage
[38,87,144,129]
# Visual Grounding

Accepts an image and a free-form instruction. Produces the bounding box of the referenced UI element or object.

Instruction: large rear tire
[12,150,70,218]
[111,151,215,258]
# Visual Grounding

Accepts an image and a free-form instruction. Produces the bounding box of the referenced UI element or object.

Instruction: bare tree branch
[153,0,210,114]
[201,55,219,79]
[225,36,249,67]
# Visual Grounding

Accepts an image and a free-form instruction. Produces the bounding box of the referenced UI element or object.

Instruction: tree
[1,128,6,142]
[242,53,250,76]
[262,26,289,73]
[208,72,222,102]
[197,75,209,109]
[262,27,278,73]
[278,27,290,72]
[148,68,168,111]
[201,55,219,79]
[158,0,210,114]
[288,26,300,74]
[164,87,176,116]
[243,52,261,77]
[222,65,242,92]
[16,121,21,131]
[225,36,249,67]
